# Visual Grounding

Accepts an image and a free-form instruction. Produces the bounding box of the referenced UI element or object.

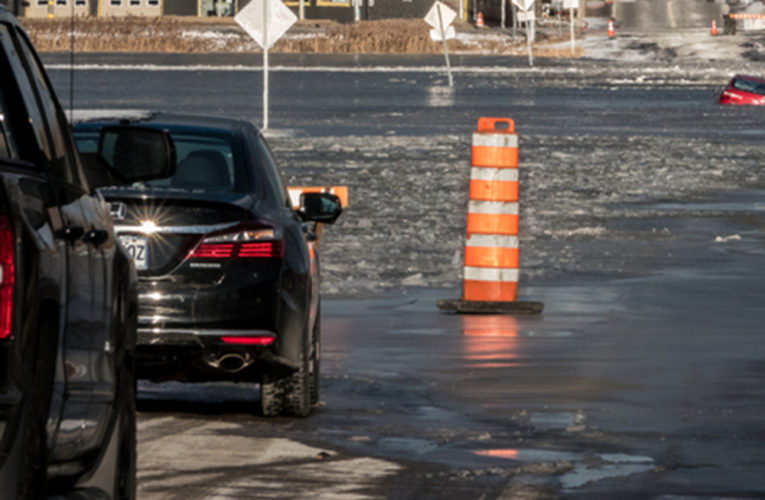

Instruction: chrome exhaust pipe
[205,352,253,373]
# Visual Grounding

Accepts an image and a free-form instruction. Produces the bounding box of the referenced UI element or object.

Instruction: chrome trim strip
[137,328,276,337]
[114,221,239,235]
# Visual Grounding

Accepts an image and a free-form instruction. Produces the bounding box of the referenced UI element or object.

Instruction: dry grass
[22,16,230,52]
[21,16,581,56]
[275,19,465,54]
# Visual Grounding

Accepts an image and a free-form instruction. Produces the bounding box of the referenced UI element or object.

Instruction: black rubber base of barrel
[437,299,544,315]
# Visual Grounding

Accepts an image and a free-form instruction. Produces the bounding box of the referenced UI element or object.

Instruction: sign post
[563,0,576,55]
[425,1,457,88]
[235,0,297,131]
[513,0,535,67]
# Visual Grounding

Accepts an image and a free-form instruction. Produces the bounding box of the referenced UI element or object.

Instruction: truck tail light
[0,215,14,339]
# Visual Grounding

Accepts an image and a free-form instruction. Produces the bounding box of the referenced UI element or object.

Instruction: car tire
[309,303,321,406]
[260,325,311,418]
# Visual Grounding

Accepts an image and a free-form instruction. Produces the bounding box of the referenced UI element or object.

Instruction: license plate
[119,235,148,271]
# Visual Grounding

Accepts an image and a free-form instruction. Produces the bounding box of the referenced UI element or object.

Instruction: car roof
[732,74,765,85]
[75,112,259,137]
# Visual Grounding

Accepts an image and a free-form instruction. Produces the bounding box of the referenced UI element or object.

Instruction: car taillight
[188,227,284,260]
[220,336,275,346]
[0,215,14,340]
[722,90,743,100]
[191,243,235,259]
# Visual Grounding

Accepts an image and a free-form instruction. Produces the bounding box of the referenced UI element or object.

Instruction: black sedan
[74,114,342,417]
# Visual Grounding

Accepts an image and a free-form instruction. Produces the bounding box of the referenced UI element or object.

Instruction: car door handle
[82,229,109,247]
[54,225,85,242]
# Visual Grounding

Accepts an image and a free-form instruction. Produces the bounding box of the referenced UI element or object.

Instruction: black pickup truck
[0,7,174,498]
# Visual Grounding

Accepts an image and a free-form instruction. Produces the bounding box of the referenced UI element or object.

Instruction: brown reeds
[20,16,580,57]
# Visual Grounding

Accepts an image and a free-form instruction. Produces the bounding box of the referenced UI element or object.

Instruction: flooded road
[133,194,765,498]
[45,53,765,497]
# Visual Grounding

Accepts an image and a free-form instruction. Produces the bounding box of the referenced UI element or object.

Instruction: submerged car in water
[718,74,765,105]
[74,114,342,417]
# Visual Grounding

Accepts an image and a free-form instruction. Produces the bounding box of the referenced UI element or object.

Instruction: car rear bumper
[137,327,276,347]
[135,327,299,382]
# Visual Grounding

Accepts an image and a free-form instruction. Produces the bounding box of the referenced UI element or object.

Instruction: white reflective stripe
[470,168,518,181]
[463,266,519,282]
[472,133,518,149]
[467,201,519,215]
[466,234,518,248]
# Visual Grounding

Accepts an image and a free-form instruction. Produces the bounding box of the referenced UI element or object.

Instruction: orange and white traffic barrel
[438,117,543,315]
[710,19,718,36]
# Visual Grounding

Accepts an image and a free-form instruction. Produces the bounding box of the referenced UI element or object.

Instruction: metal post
[501,0,506,29]
[530,10,535,41]
[459,0,464,21]
[570,5,574,54]
[513,4,517,39]
[263,0,269,131]
[526,14,533,66]
[299,0,304,20]
[437,3,453,88]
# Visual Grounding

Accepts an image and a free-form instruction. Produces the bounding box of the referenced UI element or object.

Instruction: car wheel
[309,303,321,406]
[260,326,311,417]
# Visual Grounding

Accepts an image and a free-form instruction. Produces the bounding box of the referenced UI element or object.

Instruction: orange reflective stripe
[469,179,518,202]
[471,145,518,168]
[463,280,518,302]
[464,246,518,268]
[466,213,518,235]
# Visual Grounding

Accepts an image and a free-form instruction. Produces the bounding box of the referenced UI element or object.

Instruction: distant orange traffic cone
[607,18,615,38]
[710,19,718,36]
[476,11,485,28]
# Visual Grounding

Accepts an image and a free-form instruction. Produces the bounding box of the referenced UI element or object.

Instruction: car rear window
[732,78,765,96]
[75,128,247,193]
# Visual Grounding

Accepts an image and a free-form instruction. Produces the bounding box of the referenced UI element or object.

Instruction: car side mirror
[86,126,176,189]
[299,192,343,224]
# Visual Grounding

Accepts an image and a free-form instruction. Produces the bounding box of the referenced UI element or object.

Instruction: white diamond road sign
[512,0,534,11]
[430,25,456,41]
[424,1,456,31]
[516,10,536,21]
[235,0,297,50]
